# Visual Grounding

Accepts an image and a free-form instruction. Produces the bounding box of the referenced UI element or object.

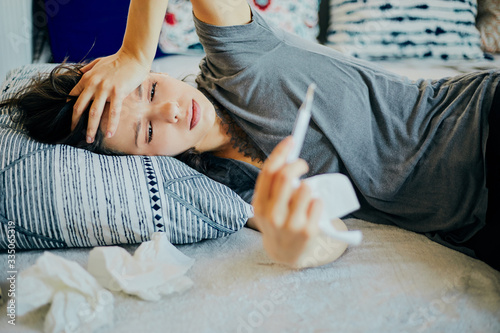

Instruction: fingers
[306,197,323,234]
[70,77,124,140]
[251,136,325,267]
[70,94,87,131]
[80,58,100,73]
[85,92,108,142]
[285,182,313,231]
[105,92,124,138]
[253,137,311,230]
[69,58,106,132]
[253,137,294,210]
[70,75,95,131]
[285,183,322,234]
[85,86,127,141]
[69,58,101,102]
[253,137,299,212]
[267,160,308,223]
[67,52,150,140]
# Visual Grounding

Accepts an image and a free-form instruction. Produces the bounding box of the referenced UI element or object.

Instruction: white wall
[0,0,33,82]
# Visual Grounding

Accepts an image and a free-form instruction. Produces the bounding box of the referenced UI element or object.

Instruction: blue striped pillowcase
[326,0,487,61]
[0,64,252,250]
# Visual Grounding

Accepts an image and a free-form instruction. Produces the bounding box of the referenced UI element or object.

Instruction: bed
[1,0,500,332]
[0,53,499,333]
[1,218,500,333]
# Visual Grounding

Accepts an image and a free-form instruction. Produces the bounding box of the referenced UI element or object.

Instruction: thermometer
[286,83,363,245]
[287,83,316,164]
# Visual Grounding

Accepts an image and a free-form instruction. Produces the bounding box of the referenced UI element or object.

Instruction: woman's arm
[122,0,171,66]
[71,0,251,143]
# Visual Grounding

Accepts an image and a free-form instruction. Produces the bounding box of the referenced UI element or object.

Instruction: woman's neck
[210,117,263,169]
[198,92,266,169]
[213,144,264,169]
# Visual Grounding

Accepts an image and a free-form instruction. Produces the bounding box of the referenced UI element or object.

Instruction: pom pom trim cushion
[326,0,487,61]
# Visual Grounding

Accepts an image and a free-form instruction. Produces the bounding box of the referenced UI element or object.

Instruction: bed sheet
[1,219,499,332]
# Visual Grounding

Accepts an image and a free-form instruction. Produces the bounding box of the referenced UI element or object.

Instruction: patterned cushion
[0,64,252,250]
[477,0,500,53]
[159,0,320,54]
[326,0,486,61]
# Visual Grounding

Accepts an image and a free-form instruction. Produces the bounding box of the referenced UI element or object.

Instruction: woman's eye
[150,82,157,101]
[148,122,153,143]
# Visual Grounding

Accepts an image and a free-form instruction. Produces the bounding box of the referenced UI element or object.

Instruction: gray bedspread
[1,218,499,333]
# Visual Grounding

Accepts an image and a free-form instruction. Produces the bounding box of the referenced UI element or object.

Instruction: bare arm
[122,0,170,66]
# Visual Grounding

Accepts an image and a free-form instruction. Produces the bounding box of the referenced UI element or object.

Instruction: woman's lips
[190,99,200,130]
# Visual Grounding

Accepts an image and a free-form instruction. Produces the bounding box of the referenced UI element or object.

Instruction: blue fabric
[44,0,168,62]
[45,0,130,62]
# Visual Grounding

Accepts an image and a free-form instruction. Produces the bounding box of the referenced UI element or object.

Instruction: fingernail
[86,136,93,144]
[106,131,112,138]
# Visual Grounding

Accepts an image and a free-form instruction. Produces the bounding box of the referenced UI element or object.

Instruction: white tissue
[304,173,363,245]
[17,252,114,333]
[87,232,195,301]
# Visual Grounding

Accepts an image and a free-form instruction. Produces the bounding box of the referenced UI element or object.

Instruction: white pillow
[0,64,253,250]
[327,0,486,61]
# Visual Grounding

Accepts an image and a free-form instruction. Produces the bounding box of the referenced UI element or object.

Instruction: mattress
[1,55,499,332]
[1,219,499,332]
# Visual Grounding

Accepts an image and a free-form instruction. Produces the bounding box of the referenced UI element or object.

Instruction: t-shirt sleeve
[193,8,284,74]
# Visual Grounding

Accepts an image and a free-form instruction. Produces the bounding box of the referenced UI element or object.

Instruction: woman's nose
[154,101,180,123]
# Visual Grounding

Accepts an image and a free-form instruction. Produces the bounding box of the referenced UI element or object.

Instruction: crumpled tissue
[17,252,114,333]
[17,232,194,332]
[87,232,195,301]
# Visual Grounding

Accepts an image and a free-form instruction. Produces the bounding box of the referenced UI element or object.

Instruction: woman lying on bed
[2,0,499,271]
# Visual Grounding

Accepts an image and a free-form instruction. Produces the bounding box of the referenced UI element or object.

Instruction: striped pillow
[327,0,486,61]
[0,64,252,250]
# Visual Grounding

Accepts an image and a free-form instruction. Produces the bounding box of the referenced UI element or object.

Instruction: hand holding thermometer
[287,83,363,246]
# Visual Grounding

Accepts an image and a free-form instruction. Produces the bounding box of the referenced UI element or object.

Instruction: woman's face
[99,73,217,156]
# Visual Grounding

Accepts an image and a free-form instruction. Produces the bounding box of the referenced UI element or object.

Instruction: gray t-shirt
[193,10,500,242]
